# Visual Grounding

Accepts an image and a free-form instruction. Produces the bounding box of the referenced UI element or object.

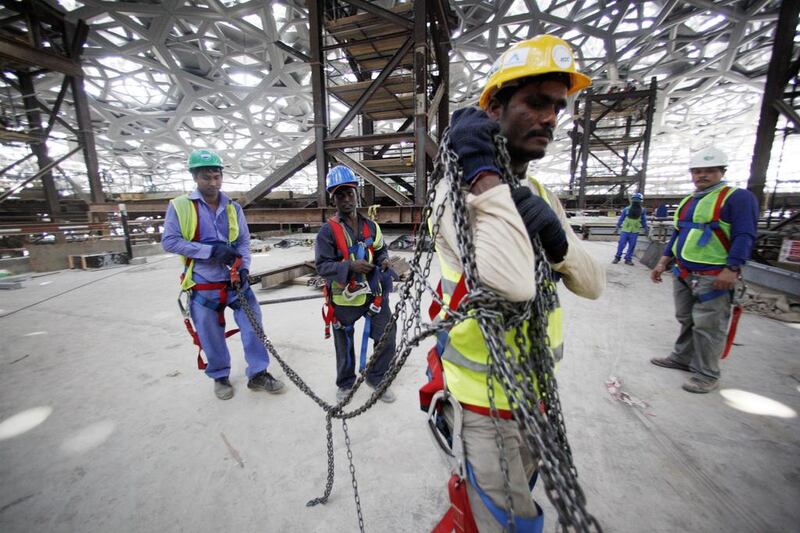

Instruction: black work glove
[449,107,501,184]
[511,187,569,264]
[237,268,250,290]
[211,243,239,266]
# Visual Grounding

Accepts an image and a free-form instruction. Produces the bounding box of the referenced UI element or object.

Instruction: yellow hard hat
[479,35,592,109]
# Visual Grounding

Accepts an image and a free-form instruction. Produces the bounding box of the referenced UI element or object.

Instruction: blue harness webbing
[671,266,730,303]
[676,220,720,247]
[464,461,544,533]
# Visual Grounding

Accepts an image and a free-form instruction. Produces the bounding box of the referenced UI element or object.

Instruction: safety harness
[675,185,732,250]
[672,186,744,358]
[422,272,544,532]
[322,215,383,371]
[176,198,242,370]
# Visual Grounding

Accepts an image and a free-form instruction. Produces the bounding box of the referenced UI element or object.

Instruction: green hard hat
[187,149,224,170]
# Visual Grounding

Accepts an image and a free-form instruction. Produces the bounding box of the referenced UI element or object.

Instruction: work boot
[214,377,234,400]
[367,381,396,403]
[650,357,691,372]
[624,259,634,265]
[682,376,719,394]
[247,371,285,394]
[612,257,620,264]
[336,387,351,403]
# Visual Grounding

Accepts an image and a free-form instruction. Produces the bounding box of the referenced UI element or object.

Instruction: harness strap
[675,187,732,250]
[360,315,371,371]
[464,461,544,533]
[428,276,469,320]
[722,305,743,359]
[711,186,732,250]
[432,474,479,533]
[696,289,730,303]
[672,266,730,303]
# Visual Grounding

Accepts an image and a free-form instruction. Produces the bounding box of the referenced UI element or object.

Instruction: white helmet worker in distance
[688,146,728,192]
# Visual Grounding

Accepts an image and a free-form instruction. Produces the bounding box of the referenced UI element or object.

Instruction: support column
[18,71,60,218]
[309,0,329,207]
[67,22,104,204]
[362,119,375,205]
[413,0,428,205]
[578,91,593,209]
[747,0,800,210]
[639,77,657,194]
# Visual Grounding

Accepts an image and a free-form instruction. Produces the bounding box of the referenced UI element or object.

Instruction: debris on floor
[273,238,314,248]
[742,287,800,323]
[605,376,654,415]
[388,234,433,252]
[388,256,411,280]
[249,239,272,253]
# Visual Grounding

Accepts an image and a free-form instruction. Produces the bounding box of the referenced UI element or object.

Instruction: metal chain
[230,124,601,532]
[432,129,601,532]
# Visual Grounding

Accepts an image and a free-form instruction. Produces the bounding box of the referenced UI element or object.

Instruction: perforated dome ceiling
[0,0,796,199]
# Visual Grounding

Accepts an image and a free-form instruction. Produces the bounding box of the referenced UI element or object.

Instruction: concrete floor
[0,237,798,532]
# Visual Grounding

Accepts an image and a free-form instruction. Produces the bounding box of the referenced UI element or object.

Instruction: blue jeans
[190,286,270,380]
[615,231,639,261]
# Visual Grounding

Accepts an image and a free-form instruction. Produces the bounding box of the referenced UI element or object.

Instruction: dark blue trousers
[615,231,639,261]
[331,297,396,388]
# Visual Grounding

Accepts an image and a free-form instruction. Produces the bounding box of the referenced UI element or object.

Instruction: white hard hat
[689,147,728,169]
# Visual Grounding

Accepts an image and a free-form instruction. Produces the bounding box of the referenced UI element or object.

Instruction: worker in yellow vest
[315,165,397,404]
[425,35,605,532]
[650,147,758,393]
[162,149,285,400]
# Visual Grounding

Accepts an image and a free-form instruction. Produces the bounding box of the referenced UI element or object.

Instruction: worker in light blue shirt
[613,192,648,265]
[162,149,285,400]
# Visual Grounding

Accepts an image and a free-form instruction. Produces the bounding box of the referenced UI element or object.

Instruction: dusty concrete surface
[0,238,798,532]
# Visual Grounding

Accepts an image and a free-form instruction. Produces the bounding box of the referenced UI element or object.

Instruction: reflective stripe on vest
[327,216,383,307]
[431,177,564,412]
[171,194,239,290]
[672,185,733,265]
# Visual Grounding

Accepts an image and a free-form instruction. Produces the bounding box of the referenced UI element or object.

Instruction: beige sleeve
[433,181,536,302]
[541,187,605,300]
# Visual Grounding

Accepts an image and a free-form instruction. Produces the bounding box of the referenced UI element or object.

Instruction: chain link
[230,124,601,532]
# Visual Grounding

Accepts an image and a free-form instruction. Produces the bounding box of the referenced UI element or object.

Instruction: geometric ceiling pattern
[0,0,797,200]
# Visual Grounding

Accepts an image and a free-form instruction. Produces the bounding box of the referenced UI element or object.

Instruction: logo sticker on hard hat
[503,48,529,68]
[552,45,572,68]
[487,58,501,77]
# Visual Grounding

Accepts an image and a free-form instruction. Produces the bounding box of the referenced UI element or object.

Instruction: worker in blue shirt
[315,165,397,404]
[613,192,648,265]
[162,149,285,400]
[650,147,758,393]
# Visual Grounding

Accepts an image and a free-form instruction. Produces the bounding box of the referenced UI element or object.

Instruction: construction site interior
[1,1,799,532]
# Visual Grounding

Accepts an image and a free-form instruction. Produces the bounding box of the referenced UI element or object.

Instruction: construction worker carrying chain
[650,147,758,393]
[315,165,397,404]
[162,149,285,400]
[421,35,605,532]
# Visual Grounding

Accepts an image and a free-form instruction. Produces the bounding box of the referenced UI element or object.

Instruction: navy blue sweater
[663,184,759,270]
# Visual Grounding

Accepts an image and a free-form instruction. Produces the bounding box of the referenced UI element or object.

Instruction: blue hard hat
[631,192,643,202]
[326,165,358,192]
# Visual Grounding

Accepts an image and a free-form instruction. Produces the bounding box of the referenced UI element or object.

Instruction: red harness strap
[432,474,479,533]
[321,216,376,337]
[722,305,743,359]
[711,186,732,251]
[676,187,732,252]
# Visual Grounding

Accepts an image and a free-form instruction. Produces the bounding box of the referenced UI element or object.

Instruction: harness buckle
[342,281,371,300]
[177,290,192,318]
[427,390,466,478]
